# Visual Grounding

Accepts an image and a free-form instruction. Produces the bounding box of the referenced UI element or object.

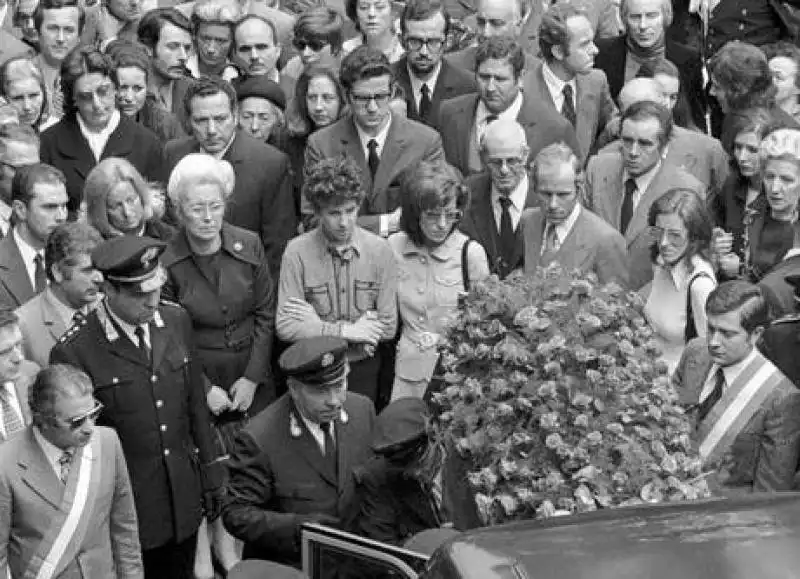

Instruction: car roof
[429,494,800,579]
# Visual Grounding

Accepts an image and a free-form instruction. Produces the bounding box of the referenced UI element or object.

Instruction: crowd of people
[1,0,800,575]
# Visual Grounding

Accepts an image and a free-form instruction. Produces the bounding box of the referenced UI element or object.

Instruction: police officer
[50,235,223,579]
[760,274,800,388]
[223,336,375,567]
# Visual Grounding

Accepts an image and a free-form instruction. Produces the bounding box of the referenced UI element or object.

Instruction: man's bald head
[618,78,664,112]
[481,119,529,195]
[481,118,528,154]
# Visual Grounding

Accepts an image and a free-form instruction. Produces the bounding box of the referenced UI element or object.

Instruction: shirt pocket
[354,280,379,314]
[433,272,463,308]
[304,284,333,317]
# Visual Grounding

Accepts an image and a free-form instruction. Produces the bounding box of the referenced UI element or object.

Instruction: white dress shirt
[12,227,44,291]
[474,91,524,146]
[0,201,11,238]
[541,62,577,115]
[622,160,662,212]
[105,303,151,351]
[408,62,442,112]
[299,413,336,454]
[544,202,582,251]
[699,347,759,403]
[355,114,393,160]
[491,174,529,231]
[0,381,24,440]
[32,426,68,478]
[77,109,121,163]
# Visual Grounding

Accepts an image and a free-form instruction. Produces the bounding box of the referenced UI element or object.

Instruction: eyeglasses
[350,91,392,106]
[484,157,526,170]
[405,36,445,51]
[422,209,463,223]
[293,38,328,52]
[61,400,104,430]
[186,202,225,217]
[75,82,115,104]
[649,226,686,245]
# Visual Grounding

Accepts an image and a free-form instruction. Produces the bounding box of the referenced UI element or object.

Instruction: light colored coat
[15,288,73,368]
[0,360,38,442]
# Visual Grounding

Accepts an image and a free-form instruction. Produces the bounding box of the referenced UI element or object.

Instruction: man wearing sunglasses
[0,364,144,578]
[51,235,223,579]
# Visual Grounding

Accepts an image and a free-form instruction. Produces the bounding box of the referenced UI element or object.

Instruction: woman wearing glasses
[161,153,276,575]
[281,7,344,100]
[39,46,165,219]
[642,188,717,372]
[389,161,489,400]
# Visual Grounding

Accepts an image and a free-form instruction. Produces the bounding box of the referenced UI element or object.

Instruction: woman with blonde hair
[83,157,174,240]
[0,56,57,132]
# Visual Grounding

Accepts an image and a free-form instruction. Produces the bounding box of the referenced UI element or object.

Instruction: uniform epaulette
[57,316,88,343]
[773,314,800,325]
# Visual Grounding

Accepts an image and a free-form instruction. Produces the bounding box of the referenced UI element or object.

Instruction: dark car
[302,493,800,578]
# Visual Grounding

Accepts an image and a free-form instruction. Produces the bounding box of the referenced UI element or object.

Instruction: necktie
[542,222,559,255]
[620,178,637,233]
[498,196,516,265]
[367,139,380,179]
[697,368,726,422]
[562,84,577,127]
[134,325,151,363]
[34,253,46,293]
[321,421,337,476]
[58,450,73,484]
[419,83,432,120]
[0,387,24,439]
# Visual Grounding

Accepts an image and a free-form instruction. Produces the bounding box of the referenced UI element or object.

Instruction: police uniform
[50,236,223,579]
[705,0,787,57]
[760,274,800,389]
[222,337,375,567]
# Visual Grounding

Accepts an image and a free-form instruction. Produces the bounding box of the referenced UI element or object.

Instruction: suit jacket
[0,233,35,310]
[0,426,143,578]
[15,287,75,368]
[391,57,477,127]
[164,130,297,270]
[521,206,629,286]
[672,338,800,492]
[222,392,375,566]
[585,151,706,289]
[444,45,539,78]
[594,35,707,132]
[760,315,800,389]
[0,360,37,442]
[759,254,800,319]
[436,93,579,177]
[50,302,222,551]
[460,171,537,278]
[40,115,166,214]
[305,114,444,234]
[0,30,34,66]
[524,61,619,162]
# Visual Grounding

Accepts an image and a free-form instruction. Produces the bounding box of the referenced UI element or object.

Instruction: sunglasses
[293,38,328,52]
[62,400,104,430]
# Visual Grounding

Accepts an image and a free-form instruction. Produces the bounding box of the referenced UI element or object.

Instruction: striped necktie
[0,385,24,439]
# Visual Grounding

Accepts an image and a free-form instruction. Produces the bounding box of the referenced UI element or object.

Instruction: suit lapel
[93,305,150,368]
[41,290,68,343]
[335,416,354,494]
[150,311,169,372]
[455,96,479,172]
[19,429,64,510]
[625,164,669,243]
[394,61,417,119]
[372,118,407,201]
[340,118,371,191]
[0,235,34,305]
[468,177,501,269]
[53,119,95,181]
[526,211,546,271]
[575,73,595,153]
[101,117,135,160]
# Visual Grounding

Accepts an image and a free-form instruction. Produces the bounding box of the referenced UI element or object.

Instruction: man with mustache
[15,223,103,367]
[233,14,282,82]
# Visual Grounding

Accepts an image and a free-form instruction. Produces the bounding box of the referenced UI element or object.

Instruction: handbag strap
[684,271,714,342]
[461,238,474,291]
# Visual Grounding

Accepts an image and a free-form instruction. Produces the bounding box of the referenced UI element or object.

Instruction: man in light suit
[584,100,705,289]
[15,223,103,367]
[393,0,477,128]
[0,310,37,442]
[0,163,68,310]
[223,337,375,567]
[305,46,444,237]
[526,4,618,162]
[164,77,297,270]
[673,282,800,494]
[436,36,578,177]
[0,29,34,66]
[0,364,143,578]
[460,119,536,278]
[522,142,628,286]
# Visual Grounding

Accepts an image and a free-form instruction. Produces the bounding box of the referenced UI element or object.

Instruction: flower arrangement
[431,265,713,526]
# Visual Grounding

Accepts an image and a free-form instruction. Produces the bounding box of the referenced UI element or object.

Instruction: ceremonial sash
[697,352,785,464]
[22,435,102,579]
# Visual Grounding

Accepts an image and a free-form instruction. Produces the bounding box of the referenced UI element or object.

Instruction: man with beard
[584,100,705,289]
[0,164,68,310]
[233,14,282,83]
[524,4,618,162]
[34,0,83,120]
[392,0,476,127]
[137,8,194,129]
[15,223,103,367]
[0,125,39,238]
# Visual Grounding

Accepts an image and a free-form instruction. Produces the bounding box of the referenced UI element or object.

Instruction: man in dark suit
[0,125,40,238]
[526,4,618,162]
[393,0,477,128]
[223,336,375,567]
[0,310,38,442]
[584,100,705,289]
[759,232,800,319]
[594,0,707,131]
[673,281,800,494]
[522,142,629,285]
[0,365,143,578]
[460,119,535,278]
[437,36,578,177]
[760,274,800,388]
[50,235,223,579]
[0,164,68,310]
[164,77,296,270]
[305,46,444,237]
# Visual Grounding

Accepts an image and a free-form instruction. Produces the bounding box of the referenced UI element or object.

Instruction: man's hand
[229,377,258,412]
[207,385,232,416]
[341,314,383,345]
[711,227,734,256]
[718,253,741,278]
[281,297,320,322]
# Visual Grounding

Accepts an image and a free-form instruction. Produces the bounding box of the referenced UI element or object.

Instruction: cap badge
[141,247,160,264]
[321,353,334,367]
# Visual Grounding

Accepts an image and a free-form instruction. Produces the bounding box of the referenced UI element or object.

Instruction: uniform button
[417,287,424,294]
[112,377,119,384]
[163,449,170,456]
[156,400,164,408]
[738,22,745,30]
[160,424,167,432]
[150,375,158,383]
[741,8,747,14]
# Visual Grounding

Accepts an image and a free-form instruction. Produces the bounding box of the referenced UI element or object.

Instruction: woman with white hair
[160,153,276,574]
[84,157,174,240]
[189,0,242,81]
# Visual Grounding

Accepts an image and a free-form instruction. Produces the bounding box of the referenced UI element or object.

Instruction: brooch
[289,413,302,438]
